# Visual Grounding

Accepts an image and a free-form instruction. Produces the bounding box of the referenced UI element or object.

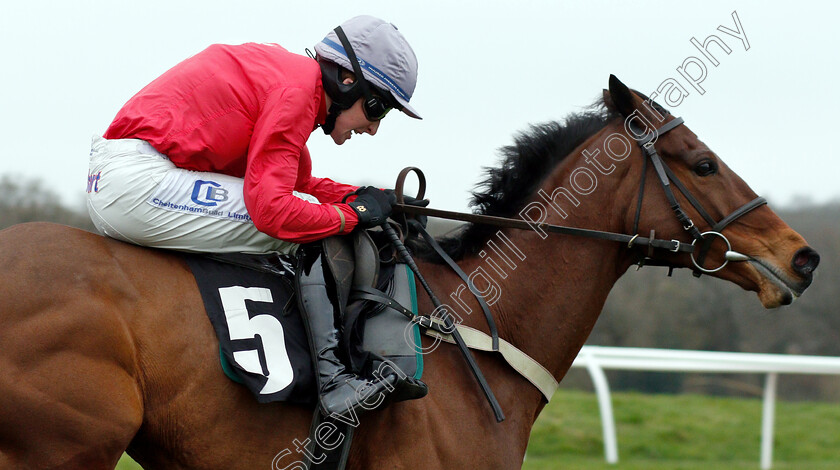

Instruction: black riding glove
[383,189,430,228]
[348,186,396,229]
[383,189,430,208]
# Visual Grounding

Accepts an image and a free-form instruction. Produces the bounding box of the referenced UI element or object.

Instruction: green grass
[116,453,142,470]
[115,389,840,469]
[524,389,840,469]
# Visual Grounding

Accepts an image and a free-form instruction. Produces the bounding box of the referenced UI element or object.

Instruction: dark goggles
[362,91,398,121]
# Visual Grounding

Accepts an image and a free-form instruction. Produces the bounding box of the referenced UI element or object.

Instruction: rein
[394,115,766,274]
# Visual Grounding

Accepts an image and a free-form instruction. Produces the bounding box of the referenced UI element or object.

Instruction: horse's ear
[608,74,636,117]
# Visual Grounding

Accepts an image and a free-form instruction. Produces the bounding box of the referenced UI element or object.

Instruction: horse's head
[605,75,819,308]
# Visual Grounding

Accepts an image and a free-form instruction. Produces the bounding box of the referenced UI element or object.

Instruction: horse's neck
[415,126,639,438]
[457,229,624,382]
[455,130,635,389]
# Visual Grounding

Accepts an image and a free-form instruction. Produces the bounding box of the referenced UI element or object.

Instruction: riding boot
[296,243,397,417]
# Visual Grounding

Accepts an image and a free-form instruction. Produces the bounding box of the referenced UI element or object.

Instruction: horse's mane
[407,97,622,261]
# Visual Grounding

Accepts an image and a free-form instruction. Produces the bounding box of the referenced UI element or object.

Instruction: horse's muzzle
[791,246,820,279]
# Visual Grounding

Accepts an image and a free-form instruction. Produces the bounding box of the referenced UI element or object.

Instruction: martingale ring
[690,231,731,273]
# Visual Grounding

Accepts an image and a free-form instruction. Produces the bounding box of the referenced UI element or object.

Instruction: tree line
[0,176,94,231]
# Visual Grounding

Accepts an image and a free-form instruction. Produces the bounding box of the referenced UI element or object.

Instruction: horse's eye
[694,159,717,176]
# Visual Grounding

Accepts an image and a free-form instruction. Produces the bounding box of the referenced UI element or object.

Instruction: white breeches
[86,136,312,255]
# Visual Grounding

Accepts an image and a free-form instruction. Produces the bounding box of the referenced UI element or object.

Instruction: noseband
[629,116,766,274]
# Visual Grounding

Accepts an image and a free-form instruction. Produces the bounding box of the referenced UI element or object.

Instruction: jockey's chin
[329,101,380,145]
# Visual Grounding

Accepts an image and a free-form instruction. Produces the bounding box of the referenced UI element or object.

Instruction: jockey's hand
[348,186,396,228]
[383,189,430,209]
[383,189,430,229]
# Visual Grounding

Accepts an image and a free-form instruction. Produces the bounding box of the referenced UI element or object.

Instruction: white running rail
[569,346,840,469]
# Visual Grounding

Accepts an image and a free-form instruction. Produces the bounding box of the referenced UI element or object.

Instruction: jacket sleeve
[243,86,359,244]
[295,145,360,203]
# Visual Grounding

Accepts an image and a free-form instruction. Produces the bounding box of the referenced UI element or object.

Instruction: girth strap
[424,321,559,401]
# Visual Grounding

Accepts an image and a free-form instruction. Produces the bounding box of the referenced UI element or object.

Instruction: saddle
[184,230,427,469]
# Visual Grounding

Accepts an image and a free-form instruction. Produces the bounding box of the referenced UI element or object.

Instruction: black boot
[296,244,397,417]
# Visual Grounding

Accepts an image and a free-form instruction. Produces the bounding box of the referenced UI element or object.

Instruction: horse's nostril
[792,247,820,276]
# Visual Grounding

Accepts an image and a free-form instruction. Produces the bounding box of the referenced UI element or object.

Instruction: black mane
[407,98,621,261]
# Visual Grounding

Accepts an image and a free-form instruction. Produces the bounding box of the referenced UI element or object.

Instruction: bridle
[627,115,766,274]
[392,113,767,276]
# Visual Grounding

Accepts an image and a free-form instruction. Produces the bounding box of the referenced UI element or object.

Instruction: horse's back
[0,223,151,469]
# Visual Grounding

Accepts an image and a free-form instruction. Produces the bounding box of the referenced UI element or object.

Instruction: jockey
[86,15,423,417]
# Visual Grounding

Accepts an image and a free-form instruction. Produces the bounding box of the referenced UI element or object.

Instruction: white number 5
[219,286,294,394]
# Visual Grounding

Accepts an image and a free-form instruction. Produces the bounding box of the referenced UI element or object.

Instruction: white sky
[1,0,838,212]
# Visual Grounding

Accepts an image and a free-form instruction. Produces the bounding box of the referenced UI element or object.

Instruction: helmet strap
[321,102,343,134]
[333,26,377,112]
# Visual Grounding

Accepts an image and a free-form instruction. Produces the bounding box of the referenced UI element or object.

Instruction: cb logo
[192,180,229,207]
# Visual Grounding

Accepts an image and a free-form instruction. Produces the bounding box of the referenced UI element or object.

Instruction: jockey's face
[329,97,381,145]
[327,75,381,145]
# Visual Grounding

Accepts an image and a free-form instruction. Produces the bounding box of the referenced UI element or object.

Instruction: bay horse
[0,76,819,469]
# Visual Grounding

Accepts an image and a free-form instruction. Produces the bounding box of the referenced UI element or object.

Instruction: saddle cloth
[183,253,423,404]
